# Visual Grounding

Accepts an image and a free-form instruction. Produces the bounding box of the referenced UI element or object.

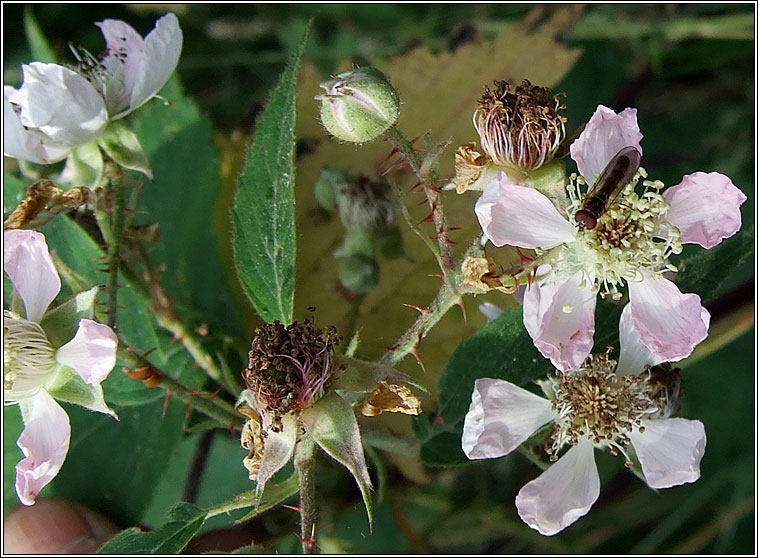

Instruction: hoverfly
[574,146,642,229]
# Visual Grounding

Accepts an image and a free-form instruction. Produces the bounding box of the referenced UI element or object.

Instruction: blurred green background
[3,3,754,553]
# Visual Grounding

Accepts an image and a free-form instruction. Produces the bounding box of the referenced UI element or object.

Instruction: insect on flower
[574,146,641,229]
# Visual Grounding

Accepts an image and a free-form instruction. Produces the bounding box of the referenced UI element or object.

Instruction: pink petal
[462,378,557,459]
[15,63,107,146]
[628,273,709,362]
[570,105,643,184]
[3,229,61,323]
[664,172,747,249]
[54,319,118,384]
[523,273,596,371]
[4,86,71,164]
[15,390,71,506]
[628,418,706,489]
[515,439,599,536]
[475,172,576,248]
[616,304,663,374]
[95,18,145,116]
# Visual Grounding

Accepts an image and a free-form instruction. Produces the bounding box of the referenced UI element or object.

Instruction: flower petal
[256,412,297,492]
[15,62,107,146]
[478,302,504,321]
[15,390,71,506]
[3,229,61,323]
[570,105,643,184]
[515,439,599,536]
[4,86,70,164]
[475,172,576,248]
[629,418,706,489]
[616,303,663,374]
[54,319,118,385]
[94,18,145,116]
[462,378,556,459]
[664,172,746,249]
[628,273,709,362]
[523,273,596,371]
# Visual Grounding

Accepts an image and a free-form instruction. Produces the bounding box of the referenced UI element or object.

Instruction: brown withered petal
[454,143,488,194]
[240,413,264,481]
[4,180,94,230]
[361,380,421,417]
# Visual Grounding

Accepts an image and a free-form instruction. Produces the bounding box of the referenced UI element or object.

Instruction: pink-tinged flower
[3,13,182,184]
[476,104,745,370]
[3,229,118,506]
[462,326,706,536]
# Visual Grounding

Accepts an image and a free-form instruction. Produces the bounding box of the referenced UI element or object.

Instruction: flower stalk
[294,430,317,554]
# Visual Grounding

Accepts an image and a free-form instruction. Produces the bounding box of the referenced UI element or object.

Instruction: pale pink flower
[462,324,706,536]
[3,13,182,183]
[3,229,118,505]
[476,104,745,370]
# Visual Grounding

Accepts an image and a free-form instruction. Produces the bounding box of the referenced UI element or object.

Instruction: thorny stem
[93,166,125,329]
[383,126,455,274]
[117,344,244,429]
[294,429,317,554]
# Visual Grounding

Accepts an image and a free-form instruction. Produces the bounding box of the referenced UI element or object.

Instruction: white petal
[54,319,118,384]
[108,13,183,118]
[462,378,556,459]
[616,303,663,374]
[95,18,146,116]
[515,439,599,536]
[3,229,61,323]
[629,418,706,489]
[15,63,107,146]
[4,86,71,164]
[523,273,596,372]
[478,302,504,321]
[664,172,747,249]
[570,105,643,184]
[15,390,71,505]
[475,172,576,249]
[628,273,709,362]
[256,413,297,491]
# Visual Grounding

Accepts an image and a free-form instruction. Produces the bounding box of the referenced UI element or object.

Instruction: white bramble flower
[3,229,118,505]
[462,319,706,536]
[3,13,182,186]
[475,104,746,371]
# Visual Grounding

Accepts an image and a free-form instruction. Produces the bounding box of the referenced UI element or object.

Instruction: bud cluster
[242,320,341,425]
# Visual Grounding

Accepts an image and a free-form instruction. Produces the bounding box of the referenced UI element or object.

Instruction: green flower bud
[314,168,351,212]
[338,254,379,294]
[336,175,396,235]
[316,67,400,143]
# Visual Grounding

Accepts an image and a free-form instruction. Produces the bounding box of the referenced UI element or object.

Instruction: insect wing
[587,146,642,208]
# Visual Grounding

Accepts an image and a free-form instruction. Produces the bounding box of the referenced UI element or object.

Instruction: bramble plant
[3,5,754,555]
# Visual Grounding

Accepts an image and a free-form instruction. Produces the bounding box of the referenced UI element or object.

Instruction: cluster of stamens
[473,79,566,171]
[242,319,341,429]
[543,353,680,465]
[561,170,682,299]
[3,311,56,401]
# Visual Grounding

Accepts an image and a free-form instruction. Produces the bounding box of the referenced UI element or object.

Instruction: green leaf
[97,502,208,554]
[231,24,311,324]
[98,121,152,179]
[23,5,56,63]
[40,287,98,348]
[300,392,374,529]
[3,406,24,510]
[419,306,547,467]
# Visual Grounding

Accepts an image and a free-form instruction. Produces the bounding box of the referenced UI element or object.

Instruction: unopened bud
[339,254,380,294]
[317,67,400,143]
[337,175,396,234]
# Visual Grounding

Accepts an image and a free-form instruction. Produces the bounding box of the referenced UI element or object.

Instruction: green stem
[294,431,317,554]
[117,345,244,429]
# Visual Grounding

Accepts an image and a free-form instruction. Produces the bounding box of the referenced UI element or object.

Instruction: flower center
[560,169,682,299]
[544,354,680,461]
[3,311,57,402]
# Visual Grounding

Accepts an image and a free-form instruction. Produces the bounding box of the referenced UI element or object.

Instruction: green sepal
[300,392,374,530]
[98,121,153,180]
[45,365,117,419]
[331,355,427,393]
[40,287,98,349]
[59,142,103,189]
